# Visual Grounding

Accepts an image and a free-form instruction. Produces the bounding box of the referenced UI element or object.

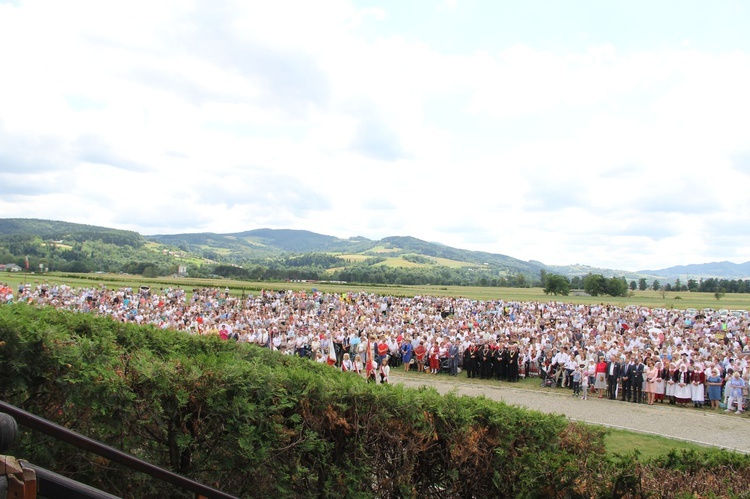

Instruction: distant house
[175,265,188,278]
[0,263,22,272]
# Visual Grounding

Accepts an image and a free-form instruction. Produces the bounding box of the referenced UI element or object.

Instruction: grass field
[3,271,750,311]
[335,253,476,269]
[372,257,424,268]
[604,428,704,459]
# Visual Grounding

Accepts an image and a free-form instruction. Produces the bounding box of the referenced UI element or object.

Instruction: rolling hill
[0,218,747,282]
[637,261,750,280]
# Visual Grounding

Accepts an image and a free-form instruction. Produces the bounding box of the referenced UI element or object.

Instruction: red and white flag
[24,256,29,270]
[365,338,374,378]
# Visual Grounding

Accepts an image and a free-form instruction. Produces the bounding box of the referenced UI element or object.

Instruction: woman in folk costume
[429,343,441,374]
[527,347,541,378]
[665,362,678,404]
[690,364,706,408]
[673,363,693,407]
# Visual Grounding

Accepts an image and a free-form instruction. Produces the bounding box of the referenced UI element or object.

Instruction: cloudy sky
[1,0,749,272]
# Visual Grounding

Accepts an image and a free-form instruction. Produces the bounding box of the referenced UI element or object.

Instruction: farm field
[3,271,750,311]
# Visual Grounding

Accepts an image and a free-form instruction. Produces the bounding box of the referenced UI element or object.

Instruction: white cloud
[1,1,749,271]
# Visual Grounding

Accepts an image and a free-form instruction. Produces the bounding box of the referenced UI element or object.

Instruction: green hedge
[1,304,749,498]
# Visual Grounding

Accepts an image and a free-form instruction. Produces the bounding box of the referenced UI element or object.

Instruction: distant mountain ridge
[638,261,750,280]
[0,218,748,281]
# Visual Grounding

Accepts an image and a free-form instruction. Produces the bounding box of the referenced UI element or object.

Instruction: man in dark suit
[448,339,460,376]
[620,355,635,402]
[606,355,621,400]
[631,357,645,403]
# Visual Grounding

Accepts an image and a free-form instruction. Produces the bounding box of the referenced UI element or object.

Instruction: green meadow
[4,271,749,312]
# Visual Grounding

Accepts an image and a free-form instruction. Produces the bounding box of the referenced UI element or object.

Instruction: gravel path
[390,372,750,453]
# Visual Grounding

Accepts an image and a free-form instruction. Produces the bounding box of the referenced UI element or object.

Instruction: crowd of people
[2,280,749,412]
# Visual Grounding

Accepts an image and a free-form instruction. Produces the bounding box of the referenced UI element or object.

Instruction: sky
[1,0,749,272]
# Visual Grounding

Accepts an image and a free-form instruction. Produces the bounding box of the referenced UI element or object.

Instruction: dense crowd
[2,280,749,412]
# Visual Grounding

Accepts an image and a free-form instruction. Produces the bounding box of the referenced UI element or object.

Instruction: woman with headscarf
[665,362,678,404]
[690,364,706,408]
[673,363,692,407]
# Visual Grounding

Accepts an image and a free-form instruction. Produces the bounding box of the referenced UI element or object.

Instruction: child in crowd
[367,357,379,383]
[379,357,390,384]
[571,364,582,397]
[580,364,589,400]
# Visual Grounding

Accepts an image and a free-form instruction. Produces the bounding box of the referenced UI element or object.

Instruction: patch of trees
[402,254,436,265]
[694,277,749,294]
[641,278,750,294]
[583,273,629,297]
[543,273,571,296]
[212,265,252,280]
[332,264,534,287]
[282,253,346,268]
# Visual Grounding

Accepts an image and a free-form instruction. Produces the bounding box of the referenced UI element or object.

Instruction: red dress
[414,344,427,363]
[429,346,440,371]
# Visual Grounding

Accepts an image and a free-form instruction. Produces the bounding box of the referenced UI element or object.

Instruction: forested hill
[0,218,143,247]
[150,228,375,256]
[230,228,374,253]
[147,231,540,272]
[4,218,746,285]
[380,236,544,275]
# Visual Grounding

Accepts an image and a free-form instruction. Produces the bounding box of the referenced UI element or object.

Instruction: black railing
[0,401,238,499]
